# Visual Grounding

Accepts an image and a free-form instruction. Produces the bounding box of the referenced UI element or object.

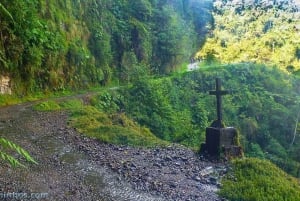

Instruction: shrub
[219,158,300,201]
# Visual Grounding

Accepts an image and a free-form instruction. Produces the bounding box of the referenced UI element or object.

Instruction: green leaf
[0,151,24,167]
[0,3,14,23]
[0,138,38,165]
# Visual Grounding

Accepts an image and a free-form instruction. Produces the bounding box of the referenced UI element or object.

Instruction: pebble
[194,176,202,182]
[0,104,227,201]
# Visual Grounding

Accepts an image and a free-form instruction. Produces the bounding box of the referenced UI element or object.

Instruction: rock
[153,163,162,168]
[165,156,173,161]
[168,181,177,188]
[209,176,218,185]
[193,176,202,182]
[200,166,214,176]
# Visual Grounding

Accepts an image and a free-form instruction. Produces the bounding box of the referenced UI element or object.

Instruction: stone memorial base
[201,127,242,158]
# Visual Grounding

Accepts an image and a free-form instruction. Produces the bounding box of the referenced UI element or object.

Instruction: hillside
[0,0,212,94]
[197,0,300,72]
[30,63,300,200]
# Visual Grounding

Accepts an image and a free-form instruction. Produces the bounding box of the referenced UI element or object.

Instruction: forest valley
[1,0,300,200]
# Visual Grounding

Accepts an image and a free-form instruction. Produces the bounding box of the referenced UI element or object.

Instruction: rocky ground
[0,102,226,200]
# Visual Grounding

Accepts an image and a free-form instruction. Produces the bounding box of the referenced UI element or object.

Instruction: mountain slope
[0,0,213,94]
[197,0,300,72]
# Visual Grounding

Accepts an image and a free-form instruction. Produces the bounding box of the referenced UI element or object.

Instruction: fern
[0,151,24,167]
[0,137,38,167]
[0,3,14,22]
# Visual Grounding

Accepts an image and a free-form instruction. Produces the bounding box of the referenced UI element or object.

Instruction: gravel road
[0,101,224,201]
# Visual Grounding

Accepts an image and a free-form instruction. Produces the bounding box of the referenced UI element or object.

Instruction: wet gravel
[0,103,225,201]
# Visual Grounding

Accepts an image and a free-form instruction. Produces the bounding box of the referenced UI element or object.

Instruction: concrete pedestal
[202,127,241,157]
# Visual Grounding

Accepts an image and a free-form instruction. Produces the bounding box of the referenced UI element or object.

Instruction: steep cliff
[0,0,213,94]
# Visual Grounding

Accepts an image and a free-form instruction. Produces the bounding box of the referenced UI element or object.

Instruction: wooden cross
[209,78,229,128]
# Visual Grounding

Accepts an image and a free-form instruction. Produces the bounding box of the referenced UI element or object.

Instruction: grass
[32,100,61,111]
[33,96,168,147]
[59,99,84,110]
[0,86,98,108]
[0,94,22,106]
[68,106,168,147]
[219,158,300,201]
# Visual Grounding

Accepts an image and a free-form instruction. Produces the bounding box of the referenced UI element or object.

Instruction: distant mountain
[197,0,300,72]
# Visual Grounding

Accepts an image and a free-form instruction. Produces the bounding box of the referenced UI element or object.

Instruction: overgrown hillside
[0,0,213,94]
[34,63,300,177]
[118,64,300,177]
[197,0,300,72]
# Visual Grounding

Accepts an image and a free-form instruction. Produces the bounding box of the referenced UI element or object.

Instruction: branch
[290,109,300,147]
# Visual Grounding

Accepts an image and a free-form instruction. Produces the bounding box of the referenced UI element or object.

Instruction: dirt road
[0,99,223,200]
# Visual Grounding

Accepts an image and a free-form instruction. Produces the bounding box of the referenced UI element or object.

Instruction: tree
[129,0,152,21]
[296,47,300,60]
[0,3,37,167]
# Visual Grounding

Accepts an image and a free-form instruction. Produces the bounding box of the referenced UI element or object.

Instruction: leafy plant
[0,137,37,167]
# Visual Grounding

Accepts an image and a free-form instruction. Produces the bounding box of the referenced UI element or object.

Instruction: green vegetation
[121,78,210,148]
[32,62,300,201]
[197,0,300,72]
[33,63,300,179]
[121,63,300,177]
[33,100,61,111]
[0,137,37,167]
[219,158,300,201]
[4,0,300,199]
[0,0,213,95]
[33,94,168,147]
[69,106,167,147]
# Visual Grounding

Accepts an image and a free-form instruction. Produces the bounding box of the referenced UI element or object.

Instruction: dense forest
[197,0,300,72]
[0,0,212,94]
